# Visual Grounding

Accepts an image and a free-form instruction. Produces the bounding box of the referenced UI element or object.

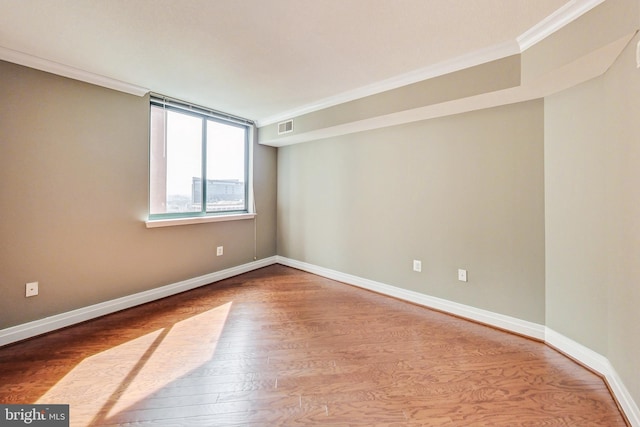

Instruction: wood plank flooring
[0,265,628,426]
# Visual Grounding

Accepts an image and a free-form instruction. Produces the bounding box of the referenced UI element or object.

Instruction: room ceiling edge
[258,0,639,147]
[0,45,149,97]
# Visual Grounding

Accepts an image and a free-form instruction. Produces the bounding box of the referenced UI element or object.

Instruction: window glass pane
[206,120,246,213]
[149,97,251,220]
[150,107,203,214]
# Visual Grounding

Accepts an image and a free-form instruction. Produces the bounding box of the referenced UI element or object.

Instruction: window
[148,96,253,224]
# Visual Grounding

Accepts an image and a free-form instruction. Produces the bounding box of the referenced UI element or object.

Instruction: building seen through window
[149,96,250,219]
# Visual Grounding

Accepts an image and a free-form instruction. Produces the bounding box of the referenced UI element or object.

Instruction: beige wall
[545,32,640,404]
[544,77,609,353]
[1,5,638,411]
[276,30,640,406]
[278,100,546,323]
[0,60,277,329]
[605,32,640,406]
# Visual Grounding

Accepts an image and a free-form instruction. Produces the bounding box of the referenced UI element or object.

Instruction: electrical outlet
[26,282,39,297]
[413,260,422,272]
[458,269,468,282]
[216,246,224,256]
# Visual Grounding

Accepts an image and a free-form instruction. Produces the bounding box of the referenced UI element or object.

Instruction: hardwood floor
[0,265,628,426]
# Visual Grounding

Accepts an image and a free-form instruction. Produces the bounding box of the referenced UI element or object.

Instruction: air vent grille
[278,119,294,135]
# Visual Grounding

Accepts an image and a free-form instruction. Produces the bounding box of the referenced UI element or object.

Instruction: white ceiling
[0,0,572,123]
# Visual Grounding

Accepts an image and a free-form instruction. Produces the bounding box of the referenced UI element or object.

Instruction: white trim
[517,0,606,51]
[276,256,639,425]
[545,328,610,373]
[257,40,519,127]
[607,364,640,427]
[145,213,256,228]
[257,0,604,128]
[545,328,640,426]
[275,256,545,340]
[0,45,149,97]
[2,256,637,424]
[0,1,603,124]
[0,256,277,347]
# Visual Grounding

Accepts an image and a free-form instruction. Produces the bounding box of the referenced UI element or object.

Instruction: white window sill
[145,213,256,228]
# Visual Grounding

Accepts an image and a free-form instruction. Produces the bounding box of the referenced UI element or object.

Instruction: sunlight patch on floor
[36,329,163,425]
[36,302,232,426]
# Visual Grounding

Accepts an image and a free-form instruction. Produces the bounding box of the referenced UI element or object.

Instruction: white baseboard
[545,328,640,426]
[2,255,637,425]
[276,256,546,340]
[276,256,639,426]
[544,328,610,373]
[0,256,277,347]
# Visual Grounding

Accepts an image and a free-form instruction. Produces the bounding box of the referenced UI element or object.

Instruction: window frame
[146,95,254,227]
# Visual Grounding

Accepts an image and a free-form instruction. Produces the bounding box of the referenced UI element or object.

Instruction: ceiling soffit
[259,0,639,146]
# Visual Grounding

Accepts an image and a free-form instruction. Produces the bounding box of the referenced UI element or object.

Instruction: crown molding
[0,0,605,120]
[517,0,606,51]
[258,0,605,128]
[257,40,519,127]
[0,45,149,97]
